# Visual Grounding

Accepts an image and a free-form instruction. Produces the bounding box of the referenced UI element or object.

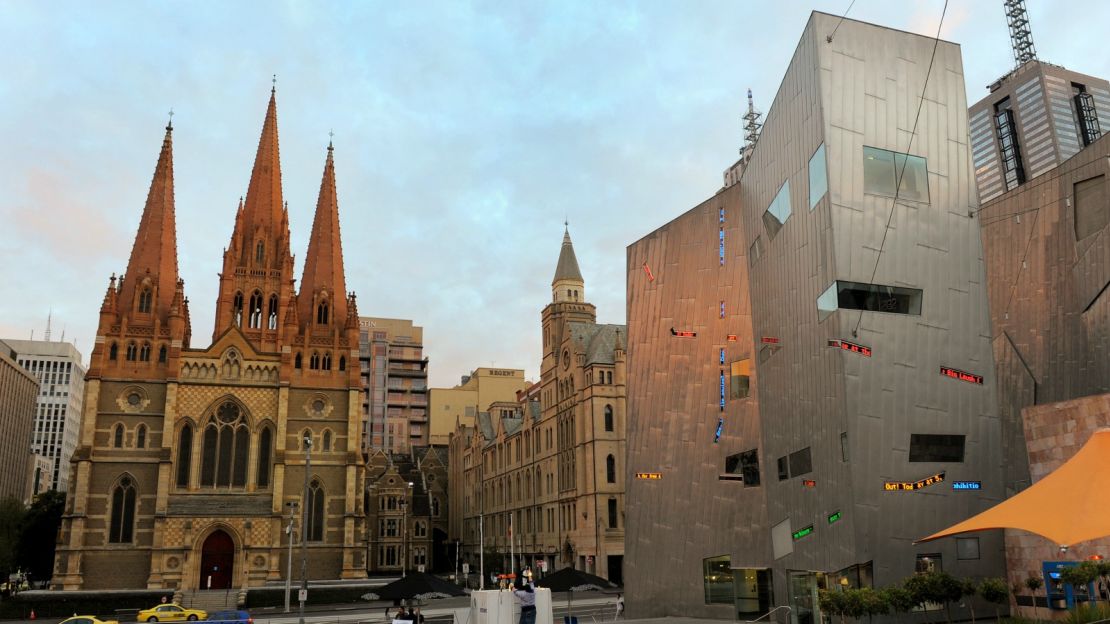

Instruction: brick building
[364,447,448,574]
[54,89,367,590]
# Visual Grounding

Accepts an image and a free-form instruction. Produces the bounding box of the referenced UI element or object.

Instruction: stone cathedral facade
[53,89,367,590]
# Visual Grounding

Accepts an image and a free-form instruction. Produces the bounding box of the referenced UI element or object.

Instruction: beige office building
[429,368,529,445]
[0,347,37,502]
[360,318,429,453]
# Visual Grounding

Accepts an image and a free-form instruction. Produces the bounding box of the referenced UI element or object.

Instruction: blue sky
[1,0,1107,386]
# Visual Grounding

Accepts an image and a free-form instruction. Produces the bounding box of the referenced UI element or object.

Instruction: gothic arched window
[113,424,124,448]
[158,345,167,363]
[338,356,346,371]
[199,400,250,489]
[176,424,193,488]
[108,475,136,543]
[248,291,263,329]
[322,430,332,452]
[431,497,441,517]
[268,294,279,330]
[126,342,137,361]
[310,353,320,370]
[604,405,614,432]
[302,429,313,451]
[322,352,332,371]
[138,288,152,313]
[256,240,265,264]
[139,343,151,362]
[136,424,147,449]
[257,426,273,488]
[232,292,244,327]
[317,301,329,325]
[606,454,616,484]
[294,353,302,369]
[109,342,118,361]
[307,479,325,542]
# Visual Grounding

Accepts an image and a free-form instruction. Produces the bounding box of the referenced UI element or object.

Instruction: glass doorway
[788,571,825,624]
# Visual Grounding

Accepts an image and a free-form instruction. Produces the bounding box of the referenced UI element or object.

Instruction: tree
[979,577,1009,622]
[958,578,978,623]
[0,497,26,580]
[859,587,889,622]
[882,585,917,619]
[1096,561,1110,608]
[818,589,847,624]
[1026,574,1044,620]
[1061,562,1100,608]
[17,490,66,583]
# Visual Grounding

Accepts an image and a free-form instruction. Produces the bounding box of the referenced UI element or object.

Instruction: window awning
[918,428,1110,547]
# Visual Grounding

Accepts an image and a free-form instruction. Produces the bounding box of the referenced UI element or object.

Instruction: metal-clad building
[626,13,1006,621]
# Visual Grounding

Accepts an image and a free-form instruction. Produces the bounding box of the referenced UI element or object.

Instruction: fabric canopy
[918,428,1110,547]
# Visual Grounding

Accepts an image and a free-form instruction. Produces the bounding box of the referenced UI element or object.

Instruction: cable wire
[851,0,949,338]
[826,0,858,43]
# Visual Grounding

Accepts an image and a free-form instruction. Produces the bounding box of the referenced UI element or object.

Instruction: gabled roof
[552,228,584,284]
[568,322,627,366]
[477,412,495,443]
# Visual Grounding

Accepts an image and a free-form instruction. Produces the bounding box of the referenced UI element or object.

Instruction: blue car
[206,611,253,624]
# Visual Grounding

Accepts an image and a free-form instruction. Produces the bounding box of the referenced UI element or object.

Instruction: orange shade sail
[918,428,1110,547]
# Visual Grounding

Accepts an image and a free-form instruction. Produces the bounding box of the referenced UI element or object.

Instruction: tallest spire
[121,122,180,319]
[240,88,285,245]
[299,142,348,328]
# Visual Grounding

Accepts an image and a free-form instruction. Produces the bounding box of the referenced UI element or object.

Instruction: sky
[1,0,1108,388]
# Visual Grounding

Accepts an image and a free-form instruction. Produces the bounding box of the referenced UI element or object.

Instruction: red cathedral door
[199,530,235,590]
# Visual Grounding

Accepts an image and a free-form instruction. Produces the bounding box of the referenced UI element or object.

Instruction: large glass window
[762,181,792,237]
[730,359,751,399]
[740,449,760,486]
[909,434,965,462]
[863,146,929,202]
[818,280,923,318]
[109,476,136,543]
[788,447,812,477]
[1075,175,1108,240]
[200,401,250,489]
[809,143,828,209]
[256,427,273,488]
[703,555,735,604]
[176,425,192,488]
[307,479,325,541]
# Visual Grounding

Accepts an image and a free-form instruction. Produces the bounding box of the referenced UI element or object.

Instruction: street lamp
[284,501,299,613]
[366,484,377,575]
[298,435,313,624]
[402,481,414,577]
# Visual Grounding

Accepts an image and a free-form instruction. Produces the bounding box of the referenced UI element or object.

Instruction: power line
[852,0,949,338]
[826,0,858,43]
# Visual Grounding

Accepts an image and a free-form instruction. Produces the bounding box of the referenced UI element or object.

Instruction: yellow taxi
[137,604,208,622]
[59,617,119,624]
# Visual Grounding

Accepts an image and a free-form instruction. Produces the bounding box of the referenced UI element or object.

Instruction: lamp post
[284,501,299,613]
[402,481,413,577]
[298,435,313,624]
[366,484,377,576]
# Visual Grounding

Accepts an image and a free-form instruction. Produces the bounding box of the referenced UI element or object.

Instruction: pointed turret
[240,88,285,253]
[551,226,585,303]
[298,142,348,329]
[119,122,180,321]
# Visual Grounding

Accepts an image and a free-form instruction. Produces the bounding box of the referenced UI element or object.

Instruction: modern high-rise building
[0,339,86,491]
[0,347,38,502]
[55,89,367,591]
[626,13,1005,621]
[359,317,428,453]
[429,368,530,445]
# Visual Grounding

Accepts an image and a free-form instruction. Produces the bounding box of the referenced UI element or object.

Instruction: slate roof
[552,229,584,284]
[568,322,627,366]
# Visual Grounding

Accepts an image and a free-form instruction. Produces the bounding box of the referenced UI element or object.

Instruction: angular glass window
[956,537,980,560]
[863,147,896,196]
[749,235,764,267]
[909,434,965,462]
[1075,175,1108,240]
[809,143,828,209]
[788,447,812,477]
[777,456,788,481]
[835,280,923,315]
[740,449,760,487]
[817,282,838,322]
[763,180,792,237]
[725,452,743,475]
[895,153,929,203]
[703,555,734,604]
[730,358,751,399]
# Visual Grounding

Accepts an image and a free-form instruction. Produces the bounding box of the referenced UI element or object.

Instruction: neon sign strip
[884,471,946,491]
[940,366,983,384]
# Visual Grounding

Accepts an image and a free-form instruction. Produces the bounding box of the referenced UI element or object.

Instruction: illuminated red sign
[670,328,696,338]
[827,339,842,348]
[642,263,655,282]
[726,335,738,342]
[839,340,872,357]
[761,337,781,344]
[940,366,983,384]
[802,479,817,488]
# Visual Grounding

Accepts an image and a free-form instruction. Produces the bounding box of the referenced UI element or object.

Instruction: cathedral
[53,89,367,590]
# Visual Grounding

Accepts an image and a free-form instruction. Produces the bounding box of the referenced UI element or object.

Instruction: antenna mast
[741,88,763,162]
[1004,0,1037,66]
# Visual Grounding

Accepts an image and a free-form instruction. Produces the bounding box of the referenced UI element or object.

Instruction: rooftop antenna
[741,88,763,161]
[1005,0,1037,67]
[44,309,53,342]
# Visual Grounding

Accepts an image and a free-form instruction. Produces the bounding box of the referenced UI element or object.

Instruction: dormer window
[317,300,329,325]
[138,288,152,313]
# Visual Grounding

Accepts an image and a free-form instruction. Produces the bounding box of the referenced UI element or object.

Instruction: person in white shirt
[513,574,537,624]
[616,593,624,618]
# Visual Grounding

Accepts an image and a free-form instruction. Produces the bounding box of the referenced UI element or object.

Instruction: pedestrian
[161,595,168,604]
[394,606,410,621]
[513,575,537,624]
[413,607,426,624]
[615,593,624,618]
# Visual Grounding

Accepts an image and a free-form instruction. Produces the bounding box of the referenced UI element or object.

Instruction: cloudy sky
[1,0,1107,387]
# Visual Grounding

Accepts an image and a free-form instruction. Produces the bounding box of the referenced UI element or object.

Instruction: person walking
[615,593,624,619]
[413,607,426,624]
[513,575,537,624]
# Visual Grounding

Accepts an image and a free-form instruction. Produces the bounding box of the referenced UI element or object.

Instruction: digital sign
[792,525,814,541]
[827,511,842,525]
[671,328,696,338]
[714,418,724,443]
[726,335,738,342]
[761,336,781,344]
[839,340,872,357]
[802,479,817,488]
[642,263,655,282]
[719,372,726,410]
[720,348,726,365]
[952,481,982,490]
[940,366,983,384]
[635,472,662,480]
[884,471,946,491]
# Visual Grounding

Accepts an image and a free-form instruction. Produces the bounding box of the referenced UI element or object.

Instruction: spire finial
[328,128,334,150]
[167,108,174,131]
[272,74,277,94]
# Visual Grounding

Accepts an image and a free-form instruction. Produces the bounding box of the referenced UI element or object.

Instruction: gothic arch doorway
[199,530,235,589]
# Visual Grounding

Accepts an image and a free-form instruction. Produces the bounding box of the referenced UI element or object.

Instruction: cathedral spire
[120,122,180,320]
[299,142,348,328]
[551,225,585,303]
[235,88,285,266]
